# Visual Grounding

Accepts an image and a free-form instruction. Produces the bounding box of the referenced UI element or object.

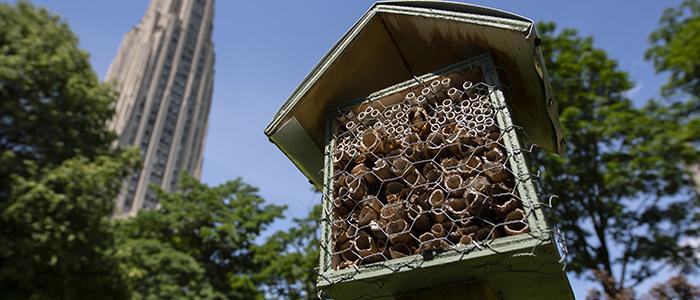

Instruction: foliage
[0,1,116,198]
[0,2,133,299]
[644,274,700,300]
[115,176,285,299]
[0,150,138,299]
[536,22,700,298]
[256,204,321,300]
[646,0,700,104]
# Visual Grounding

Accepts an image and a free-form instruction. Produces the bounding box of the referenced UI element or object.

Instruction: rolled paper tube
[484,117,495,128]
[446,198,470,219]
[431,79,442,92]
[337,260,355,270]
[445,111,456,122]
[436,116,447,125]
[465,191,487,213]
[482,108,494,117]
[421,87,434,100]
[354,231,382,263]
[483,161,510,183]
[431,223,446,238]
[428,189,446,208]
[392,104,401,112]
[465,156,484,172]
[395,125,405,137]
[460,99,471,107]
[386,219,412,244]
[336,111,347,123]
[504,209,529,236]
[405,91,416,103]
[354,153,369,165]
[333,150,351,170]
[389,243,414,259]
[416,95,428,107]
[383,109,394,119]
[442,105,453,114]
[494,198,519,216]
[403,146,421,162]
[364,106,374,114]
[358,111,369,125]
[395,111,406,120]
[370,109,381,120]
[373,122,383,129]
[346,121,357,131]
[475,124,486,133]
[441,77,451,89]
[455,114,465,124]
[442,98,453,107]
[386,127,396,135]
[447,88,461,101]
[462,80,473,90]
[357,206,378,227]
[425,169,442,184]
[475,114,486,123]
[372,158,393,181]
[385,181,405,195]
[430,124,440,133]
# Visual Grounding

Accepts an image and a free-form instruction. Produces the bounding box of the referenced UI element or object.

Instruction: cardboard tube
[333,198,350,217]
[405,92,416,103]
[504,209,529,236]
[431,79,442,92]
[447,88,461,101]
[386,219,412,244]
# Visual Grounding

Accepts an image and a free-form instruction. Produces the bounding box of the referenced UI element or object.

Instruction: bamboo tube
[389,243,414,259]
[428,189,446,208]
[408,106,429,133]
[440,157,459,171]
[466,175,489,193]
[485,147,506,163]
[444,172,464,197]
[426,132,446,157]
[386,219,412,244]
[351,164,377,186]
[357,206,378,227]
[391,157,414,177]
[385,181,404,195]
[446,197,470,219]
[475,227,493,242]
[333,198,350,217]
[504,209,529,236]
[372,158,393,181]
[370,219,387,239]
[483,161,510,183]
[494,197,518,216]
[407,205,431,233]
[380,203,407,223]
[431,223,447,238]
[355,231,382,263]
[404,167,427,187]
[458,234,474,246]
[347,177,367,201]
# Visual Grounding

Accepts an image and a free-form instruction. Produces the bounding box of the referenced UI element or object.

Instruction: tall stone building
[106,0,215,216]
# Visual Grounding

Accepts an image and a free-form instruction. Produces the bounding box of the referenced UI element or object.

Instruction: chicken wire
[317,53,566,298]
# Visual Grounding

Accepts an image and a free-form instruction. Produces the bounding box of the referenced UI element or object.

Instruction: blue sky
[16,0,684,297]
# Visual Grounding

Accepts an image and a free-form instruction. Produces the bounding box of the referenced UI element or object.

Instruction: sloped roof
[265,1,564,187]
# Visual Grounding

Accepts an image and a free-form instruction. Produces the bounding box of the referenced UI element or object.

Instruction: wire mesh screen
[317,54,566,297]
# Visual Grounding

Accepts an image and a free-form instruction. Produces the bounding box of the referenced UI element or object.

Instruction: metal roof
[265,0,564,187]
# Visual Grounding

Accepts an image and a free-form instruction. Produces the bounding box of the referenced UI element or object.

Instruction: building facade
[106,0,215,216]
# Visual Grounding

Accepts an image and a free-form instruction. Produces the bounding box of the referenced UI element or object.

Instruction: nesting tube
[408,205,431,233]
[403,167,427,188]
[446,198,469,219]
[504,209,529,236]
[431,223,447,238]
[494,197,518,216]
[389,243,414,259]
[405,92,416,105]
[428,189,446,208]
[351,164,377,186]
[441,77,451,89]
[444,173,464,197]
[385,181,404,195]
[386,219,412,244]
[447,88,461,101]
[372,158,393,181]
[347,177,367,201]
[483,161,510,183]
[421,87,434,101]
[380,203,407,222]
[430,79,442,92]
[354,231,382,263]
[357,205,379,227]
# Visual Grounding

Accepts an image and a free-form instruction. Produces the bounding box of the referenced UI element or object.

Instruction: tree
[0,1,116,198]
[256,204,321,300]
[644,274,700,300]
[0,2,134,299]
[115,176,285,299]
[535,22,700,298]
[646,0,700,107]
[0,150,138,299]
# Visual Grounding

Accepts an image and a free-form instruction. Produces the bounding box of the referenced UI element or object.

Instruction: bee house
[265,1,573,299]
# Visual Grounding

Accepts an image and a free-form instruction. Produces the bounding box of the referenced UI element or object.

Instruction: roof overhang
[265,1,564,188]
